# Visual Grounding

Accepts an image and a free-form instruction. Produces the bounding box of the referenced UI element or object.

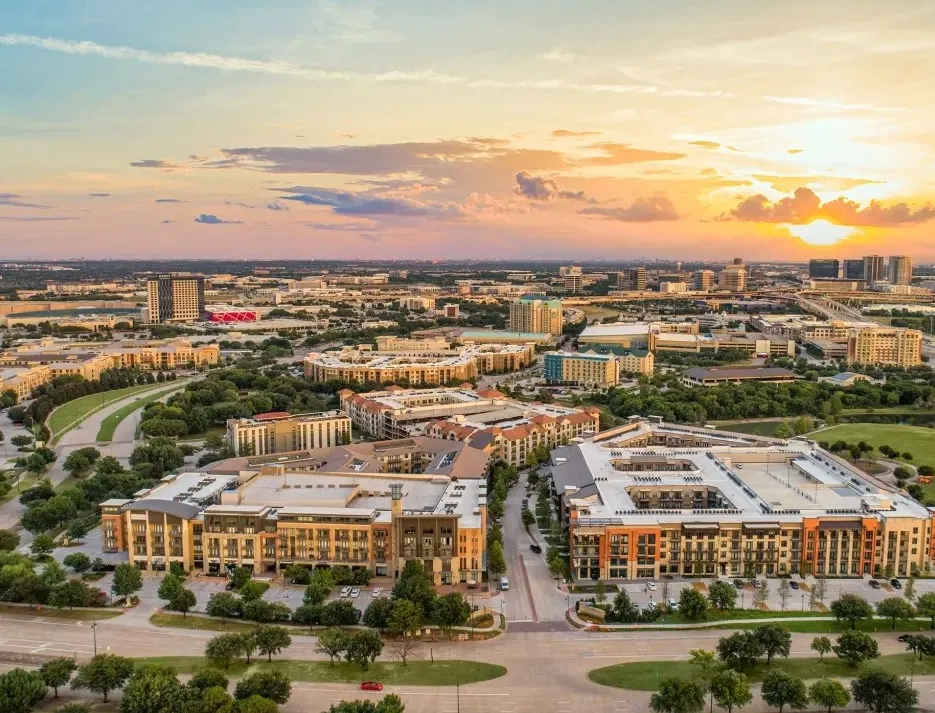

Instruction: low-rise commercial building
[227,410,352,456]
[682,366,796,387]
[101,438,488,584]
[579,322,795,357]
[551,418,935,580]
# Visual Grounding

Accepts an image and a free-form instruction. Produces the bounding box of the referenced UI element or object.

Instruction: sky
[2,0,935,261]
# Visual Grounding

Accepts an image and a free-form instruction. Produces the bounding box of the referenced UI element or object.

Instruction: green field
[137,658,507,686]
[96,386,179,442]
[715,420,787,437]
[589,653,934,691]
[815,423,935,465]
[0,604,123,620]
[48,383,169,438]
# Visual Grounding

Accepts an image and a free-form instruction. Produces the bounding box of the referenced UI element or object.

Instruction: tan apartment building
[847,326,922,367]
[551,418,935,581]
[508,296,563,335]
[544,351,621,387]
[146,275,206,324]
[0,364,52,401]
[693,270,716,292]
[227,410,352,456]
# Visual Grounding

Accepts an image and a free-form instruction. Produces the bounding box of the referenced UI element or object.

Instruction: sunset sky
[2,1,935,261]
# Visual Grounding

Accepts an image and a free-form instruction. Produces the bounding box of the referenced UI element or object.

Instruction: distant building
[544,351,621,387]
[227,410,352,456]
[617,267,647,291]
[888,255,913,285]
[443,303,460,319]
[862,255,886,283]
[843,259,865,280]
[658,281,687,294]
[508,296,563,335]
[847,326,923,368]
[564,274,583,294]
[146,274,205,324]
[398,296,436,311]
[559,265,583,276]
[809,259,840,279]
[682,366,796,387]
[693,270,716,292]
[718,265,747,291]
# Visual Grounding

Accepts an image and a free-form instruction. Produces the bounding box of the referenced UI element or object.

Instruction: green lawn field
[47,382,172,438]
[95,386,179,442]
[815,423,935,464]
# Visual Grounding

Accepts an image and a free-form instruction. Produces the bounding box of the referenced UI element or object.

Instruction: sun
[785,219,857,246]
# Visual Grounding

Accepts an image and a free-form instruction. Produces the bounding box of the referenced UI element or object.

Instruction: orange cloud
[580,142,685,166]
[689,140,721,150]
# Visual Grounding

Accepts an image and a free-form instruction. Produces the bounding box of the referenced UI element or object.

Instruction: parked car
[733,578,745,588]
[898,634,911,643]
[530,543,542,554]
[372,588,382,597]
[361,682,383,691]
[646,582,657,591]
[224,581,236,591]
[891,579,902,589]
[751,580,762,589]
[868,579,881,589]
[350,587,361,598]
[789,581,799,590]
[667,598,678,611]
[340,586,351,597]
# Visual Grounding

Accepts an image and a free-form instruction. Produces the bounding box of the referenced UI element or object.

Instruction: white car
[646,582,658,591]
[372,588,383,597]
[340,587,351,597]
[350,587,361,598]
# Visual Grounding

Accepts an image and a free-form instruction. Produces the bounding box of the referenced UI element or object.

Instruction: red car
[361,682,383,691]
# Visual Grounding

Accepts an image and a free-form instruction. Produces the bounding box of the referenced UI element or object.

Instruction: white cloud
[761,96,906,113]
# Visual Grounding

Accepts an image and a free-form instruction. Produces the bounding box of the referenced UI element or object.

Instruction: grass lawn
[96,386,179,442]
[150,613,262,633]
[137,658,507,686]
[0,604,123,620]
[814,423,935,464]
[715,421,788,437]
[48,383,168,438]
[0,472,37,503]
[589,653,934,691]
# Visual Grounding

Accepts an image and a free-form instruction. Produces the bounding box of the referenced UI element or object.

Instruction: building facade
[847,327,923,367]
[843,259,865,280]
[508,296,564,335]
[692,270,716,292]
[551,418,935,581]
[544,351,620,387]
[862,255,886,284]
[809,259,840,279]
[718,265,747,291]
[227,410,352,456]
[888,256,913,285]
[146,275,206,324]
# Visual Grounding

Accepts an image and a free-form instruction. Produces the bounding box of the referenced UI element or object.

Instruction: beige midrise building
[227,410,352,456]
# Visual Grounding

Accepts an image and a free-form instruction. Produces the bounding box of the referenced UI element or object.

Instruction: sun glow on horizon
[785,219,857,246]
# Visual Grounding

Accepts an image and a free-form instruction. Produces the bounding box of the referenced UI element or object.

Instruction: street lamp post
[91,622,98,656]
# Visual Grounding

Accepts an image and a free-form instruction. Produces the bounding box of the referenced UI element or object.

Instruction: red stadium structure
[206,309,258,323]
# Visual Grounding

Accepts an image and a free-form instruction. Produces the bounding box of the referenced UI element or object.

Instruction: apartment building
[374,335,450,351]
[544,351,621,387]
[146,275,206,324]
[398,296,436,311]
[305,342,535,385]
[102,442,488,584]
[508,296,564,335]
[104,339,219,370]
[847,327,923,368]
[0,364,51,401]
[227,410,352,456]
[551,418,935,580]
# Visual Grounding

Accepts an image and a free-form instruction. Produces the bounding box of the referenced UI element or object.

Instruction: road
[0,611,928,713]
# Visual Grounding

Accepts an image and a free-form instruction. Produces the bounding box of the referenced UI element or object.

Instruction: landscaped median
[136,657,507,686]
[0,603,124,621]
[47,382,179,442]
[95,385,181,442]
[588,653,934,691]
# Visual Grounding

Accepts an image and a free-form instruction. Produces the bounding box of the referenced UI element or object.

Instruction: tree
[238,580,266,603]
[30,532,55,558]
[760,670,808,713]
[95,456,124,476]
[612,589,639,623]
[754,624,791,665]
[321,599,361,627]
[363,597,395,632]
[167,587,197,617]
[813,574,828,605]
[234,695,278,713]
[50,580,96,609]
[0,528,19,551]
[316,628,349,665]
[752,580,769,609]
[689,649,720,713]
[850,671,917,713]
[808,679,849,713]
[716,630,764,670]
[206,592,242,618]
[291,603,323,627]
[303,581,330,606]
[187,669,229,692]
[190,685,234,713]
[388,599,423,665]
[679,587,708,621]
[916,592,935,629]
[829,594,873,629]
[71,653,134,702]
[234,671,291,705]
[904,575,916,603]
[157,572,184,601]
[0,667,47,713]
[810,636,832,662]
[876,597,914,630]
[112,563,143,598]
[522,507,535,528]
[777,579,790,612]
[392,560,437,611]
[39,657,78,698]
[650,677,706,713]
[487,540,506,582]
[62,552,91,574]
[119,664,188,713]
[253,625,291,662]
[53,705,90,713]
[432,593,471,636]
[344,630,383,671]
[833,630,879,667]
[709,670,752,713]
[205,634,245,670]
[707,581,737,611]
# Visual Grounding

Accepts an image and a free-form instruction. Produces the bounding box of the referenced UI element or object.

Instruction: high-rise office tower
[863,255,885,283]
[692,270,716,291]
[718,265,747,291]
[888,255,913,285]
[809,259,840,279]
[146,275,206,324]
[843,259,865,280]
[508,296,564,335]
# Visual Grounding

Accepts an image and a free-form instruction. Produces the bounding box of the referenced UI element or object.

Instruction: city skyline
[3,1,935,260]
